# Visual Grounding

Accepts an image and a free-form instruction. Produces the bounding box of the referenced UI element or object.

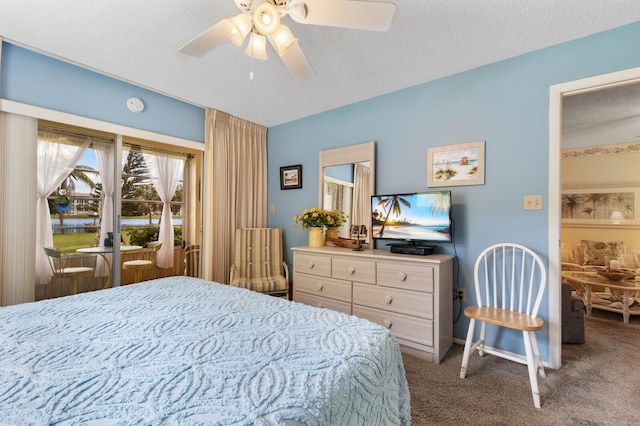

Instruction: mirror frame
[319,141,376,247]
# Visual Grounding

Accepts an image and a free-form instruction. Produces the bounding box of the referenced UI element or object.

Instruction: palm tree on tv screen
[427,192,451,215]
[374,195,411,237]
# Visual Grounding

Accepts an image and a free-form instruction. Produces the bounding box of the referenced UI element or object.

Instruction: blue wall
[1,43,205,142]
[267,22,640,358]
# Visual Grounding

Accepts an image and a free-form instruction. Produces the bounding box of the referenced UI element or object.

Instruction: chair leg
[529,331,546,378]
[478,322,488,357]
[134,270,142,283]
[70,277,78,295]
[460,318,476,379]
[523,330,542,409]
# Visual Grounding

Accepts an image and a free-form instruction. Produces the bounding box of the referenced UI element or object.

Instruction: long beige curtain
[201,109,267,283]
[182,156,198,246]
[0,112,37,306]
[352,163,371,238]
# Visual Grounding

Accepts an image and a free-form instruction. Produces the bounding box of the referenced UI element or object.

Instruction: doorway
[549,66,640,367]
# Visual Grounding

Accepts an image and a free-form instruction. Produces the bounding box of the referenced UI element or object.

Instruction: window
[120,143,190,248]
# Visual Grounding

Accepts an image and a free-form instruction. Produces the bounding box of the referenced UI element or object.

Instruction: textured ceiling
[563,81,640,148]
[1,0,640,127]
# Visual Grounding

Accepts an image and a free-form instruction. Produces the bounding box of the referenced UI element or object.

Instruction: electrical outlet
[456,288,466,302]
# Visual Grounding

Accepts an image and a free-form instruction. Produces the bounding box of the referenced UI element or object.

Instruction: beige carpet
[403,310,640,425]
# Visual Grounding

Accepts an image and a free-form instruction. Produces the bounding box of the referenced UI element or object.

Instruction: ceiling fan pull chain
[250,54,255,81]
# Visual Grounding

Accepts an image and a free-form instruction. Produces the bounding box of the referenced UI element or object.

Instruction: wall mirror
[318,141,375,247]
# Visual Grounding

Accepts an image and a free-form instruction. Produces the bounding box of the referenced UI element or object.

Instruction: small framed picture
[427,141,485,187]
[280,165,302,190]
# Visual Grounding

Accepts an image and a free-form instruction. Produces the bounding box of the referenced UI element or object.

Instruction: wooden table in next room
[561,271,640,324]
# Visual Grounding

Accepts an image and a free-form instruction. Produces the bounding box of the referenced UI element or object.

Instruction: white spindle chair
[459,243,547,408]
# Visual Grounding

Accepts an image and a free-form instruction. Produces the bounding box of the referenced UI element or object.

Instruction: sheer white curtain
[143,153,184,268]
[202,109,267,283]
[352,163,371,237]
[35,133,90,284]
[0,112,37,306]
[94,140,114,277]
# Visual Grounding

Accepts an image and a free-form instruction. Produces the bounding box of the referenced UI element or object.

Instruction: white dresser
[292,246,454,364]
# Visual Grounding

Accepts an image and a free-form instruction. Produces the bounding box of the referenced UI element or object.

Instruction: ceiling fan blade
[271,40,315,80]
[178,20,228,57]
[289,0,396,32]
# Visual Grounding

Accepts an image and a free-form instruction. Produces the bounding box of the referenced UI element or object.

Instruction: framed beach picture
[280,165,302,189]
[427,141,485,187]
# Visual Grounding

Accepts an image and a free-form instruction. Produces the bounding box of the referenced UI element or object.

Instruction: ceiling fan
[178,0,396,79]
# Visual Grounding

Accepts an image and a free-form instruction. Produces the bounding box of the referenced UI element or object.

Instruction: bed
[0,276,410,425]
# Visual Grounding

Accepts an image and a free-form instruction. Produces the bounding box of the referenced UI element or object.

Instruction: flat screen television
[371,190,452,244]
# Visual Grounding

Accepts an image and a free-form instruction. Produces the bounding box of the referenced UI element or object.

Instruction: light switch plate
[524,195,543,210]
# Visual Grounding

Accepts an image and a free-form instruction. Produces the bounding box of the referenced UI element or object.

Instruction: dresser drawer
[294,253,332,278]
[377,261,434,292]
[353,305,433,348]
[332,257,376,283]
[293,291,352,315]
[353,283,433,319]
[294,274,351,302]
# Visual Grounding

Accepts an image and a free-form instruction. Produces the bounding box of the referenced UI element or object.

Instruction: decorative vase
[308,227,325,247]
[325,226,339,240]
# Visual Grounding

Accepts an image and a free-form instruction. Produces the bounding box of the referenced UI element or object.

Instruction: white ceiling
[1,0,640,127]
[563,81,640,148]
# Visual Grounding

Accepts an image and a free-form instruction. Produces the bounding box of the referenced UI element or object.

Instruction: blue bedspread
[0,277,410,425]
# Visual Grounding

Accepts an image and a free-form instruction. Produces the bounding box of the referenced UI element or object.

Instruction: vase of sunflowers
[293,207,346,247]
[324,209,347,240]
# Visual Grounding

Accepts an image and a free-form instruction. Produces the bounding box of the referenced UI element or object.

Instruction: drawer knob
[384,319,393,329]
[385,295,393,304]
[308,261,315,269]
[348,266,356,274]
[317,282,324,291]
[399,272,407,281]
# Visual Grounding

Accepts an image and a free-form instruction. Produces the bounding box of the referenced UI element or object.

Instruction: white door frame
[548,66,640,368]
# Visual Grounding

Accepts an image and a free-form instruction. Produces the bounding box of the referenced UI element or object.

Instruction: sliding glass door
[36,123,122,299]
[34,123,200,300]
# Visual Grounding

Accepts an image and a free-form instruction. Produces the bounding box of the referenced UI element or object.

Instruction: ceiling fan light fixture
[272,24,297,56]
[288,3,307,20]
[223,13,252,46]
[245,32,268,60]
[253,2,281,35]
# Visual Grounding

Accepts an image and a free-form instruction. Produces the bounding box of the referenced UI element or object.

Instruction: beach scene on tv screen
[372,192,451,242]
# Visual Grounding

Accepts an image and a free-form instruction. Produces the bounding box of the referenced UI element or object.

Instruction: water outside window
[50,146,184,253]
